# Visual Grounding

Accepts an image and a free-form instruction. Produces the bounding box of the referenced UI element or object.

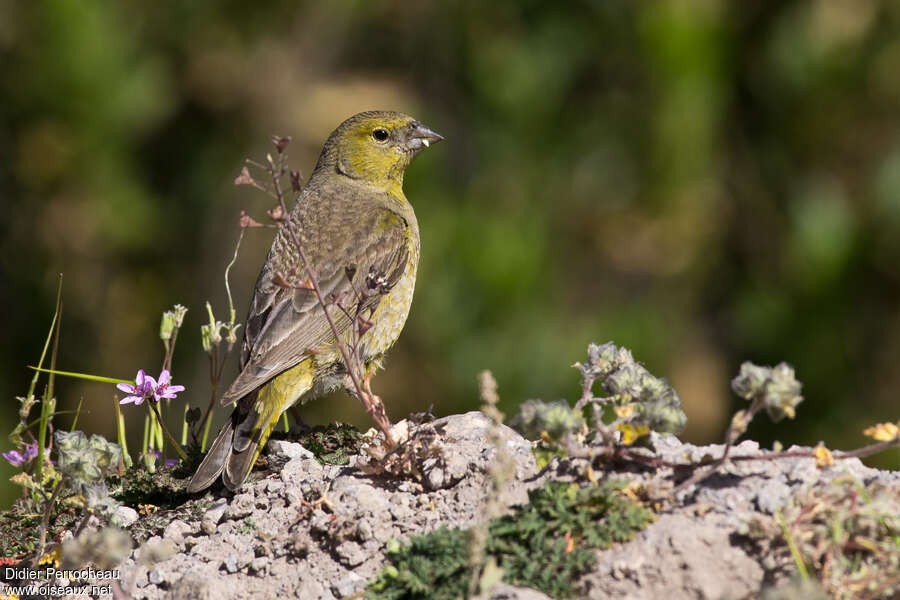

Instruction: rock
[421,411,538,491]
[202,498,228,524]
[139,537,178,566]
[132,564,148,588]
[332,477,390,515]
[356,520,373,542]
[289,532,310,558]
[388,492,414,521]
[224,493,255,520]
[115,506,139,528]
[335,541,366,567]
[167,571,212,600]
[105,412,899,600]
[281,455,325,484]
[249,557,269,576]
[267,439,315,460]
[163,520,192,548]
[222,555,240,574]
[188,538,221,564]
[587,513,764,599]
[331,571,365,597]
[754,478,792,514]
[200,519,216,535]
[308,509,332,534]
[422,457,454,490]
[297,579,331,600]
[489,583,553,600]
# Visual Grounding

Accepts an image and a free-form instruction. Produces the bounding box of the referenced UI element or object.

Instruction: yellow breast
[364,235,419,361]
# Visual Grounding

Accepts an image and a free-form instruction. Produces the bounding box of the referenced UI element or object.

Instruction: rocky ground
[56,412,899,600]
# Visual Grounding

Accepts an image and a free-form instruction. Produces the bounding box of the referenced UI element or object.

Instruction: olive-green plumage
[187,111,442,493]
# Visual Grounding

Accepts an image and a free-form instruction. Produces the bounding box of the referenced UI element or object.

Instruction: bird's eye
[372,128,389,142]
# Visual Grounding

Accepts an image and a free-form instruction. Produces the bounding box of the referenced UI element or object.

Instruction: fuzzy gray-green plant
[55,430,122,491]
[511,399,585,440]
[731,361,804,422]
[580,342,686,435]
[55,430,124,523]
[510,343,686,457]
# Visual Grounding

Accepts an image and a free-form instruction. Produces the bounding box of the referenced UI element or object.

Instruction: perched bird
[188,111,442,492]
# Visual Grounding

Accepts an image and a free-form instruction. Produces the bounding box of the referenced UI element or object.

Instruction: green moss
[0,503,46,558]
[290,422,364,466]
[111,464,190,507]
[369,528,471,600]
[237,517,257,535]
[126,495,212,545]
[0,498,81,560]
[110,465,209,544]
[367,479,655,599]
[490,480,654,595]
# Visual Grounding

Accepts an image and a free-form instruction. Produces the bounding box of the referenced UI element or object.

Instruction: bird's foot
[359,371,395,446]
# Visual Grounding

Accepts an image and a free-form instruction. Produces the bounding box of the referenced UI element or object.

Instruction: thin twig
[557,421,899,498]
[828,438,900,461]
[162,323,179,375]
[73,511,92,538]
[265,149,394,444]
[574,376,594,410]
[224,228,245,326]
[672,395,765,495]
[34,482,63,568]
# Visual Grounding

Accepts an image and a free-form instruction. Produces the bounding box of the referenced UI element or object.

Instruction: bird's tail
[223,393,283,490]
[186,360,315,493]
[185,390,279,493]
[186,410,237,493]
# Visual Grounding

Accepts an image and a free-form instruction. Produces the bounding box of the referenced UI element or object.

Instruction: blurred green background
[1,0,898,506]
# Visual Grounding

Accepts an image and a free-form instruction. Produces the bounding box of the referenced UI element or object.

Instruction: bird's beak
[406,122,444,154]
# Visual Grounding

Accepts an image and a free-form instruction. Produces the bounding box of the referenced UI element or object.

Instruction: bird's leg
[357,366,395,447]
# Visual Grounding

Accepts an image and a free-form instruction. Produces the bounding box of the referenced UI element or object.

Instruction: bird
[187,110,442,492]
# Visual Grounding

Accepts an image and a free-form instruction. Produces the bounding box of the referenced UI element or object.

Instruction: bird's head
[315,111,443,191]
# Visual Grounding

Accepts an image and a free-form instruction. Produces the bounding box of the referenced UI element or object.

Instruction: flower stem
[149,402,188,461]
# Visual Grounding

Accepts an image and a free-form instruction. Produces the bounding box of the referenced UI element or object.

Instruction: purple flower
[117,369,157,405]
[3,449,31,467]
[149,450,180,468]
[154,369,185,401]
[116,369,186,406]
[3,440,48,467]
